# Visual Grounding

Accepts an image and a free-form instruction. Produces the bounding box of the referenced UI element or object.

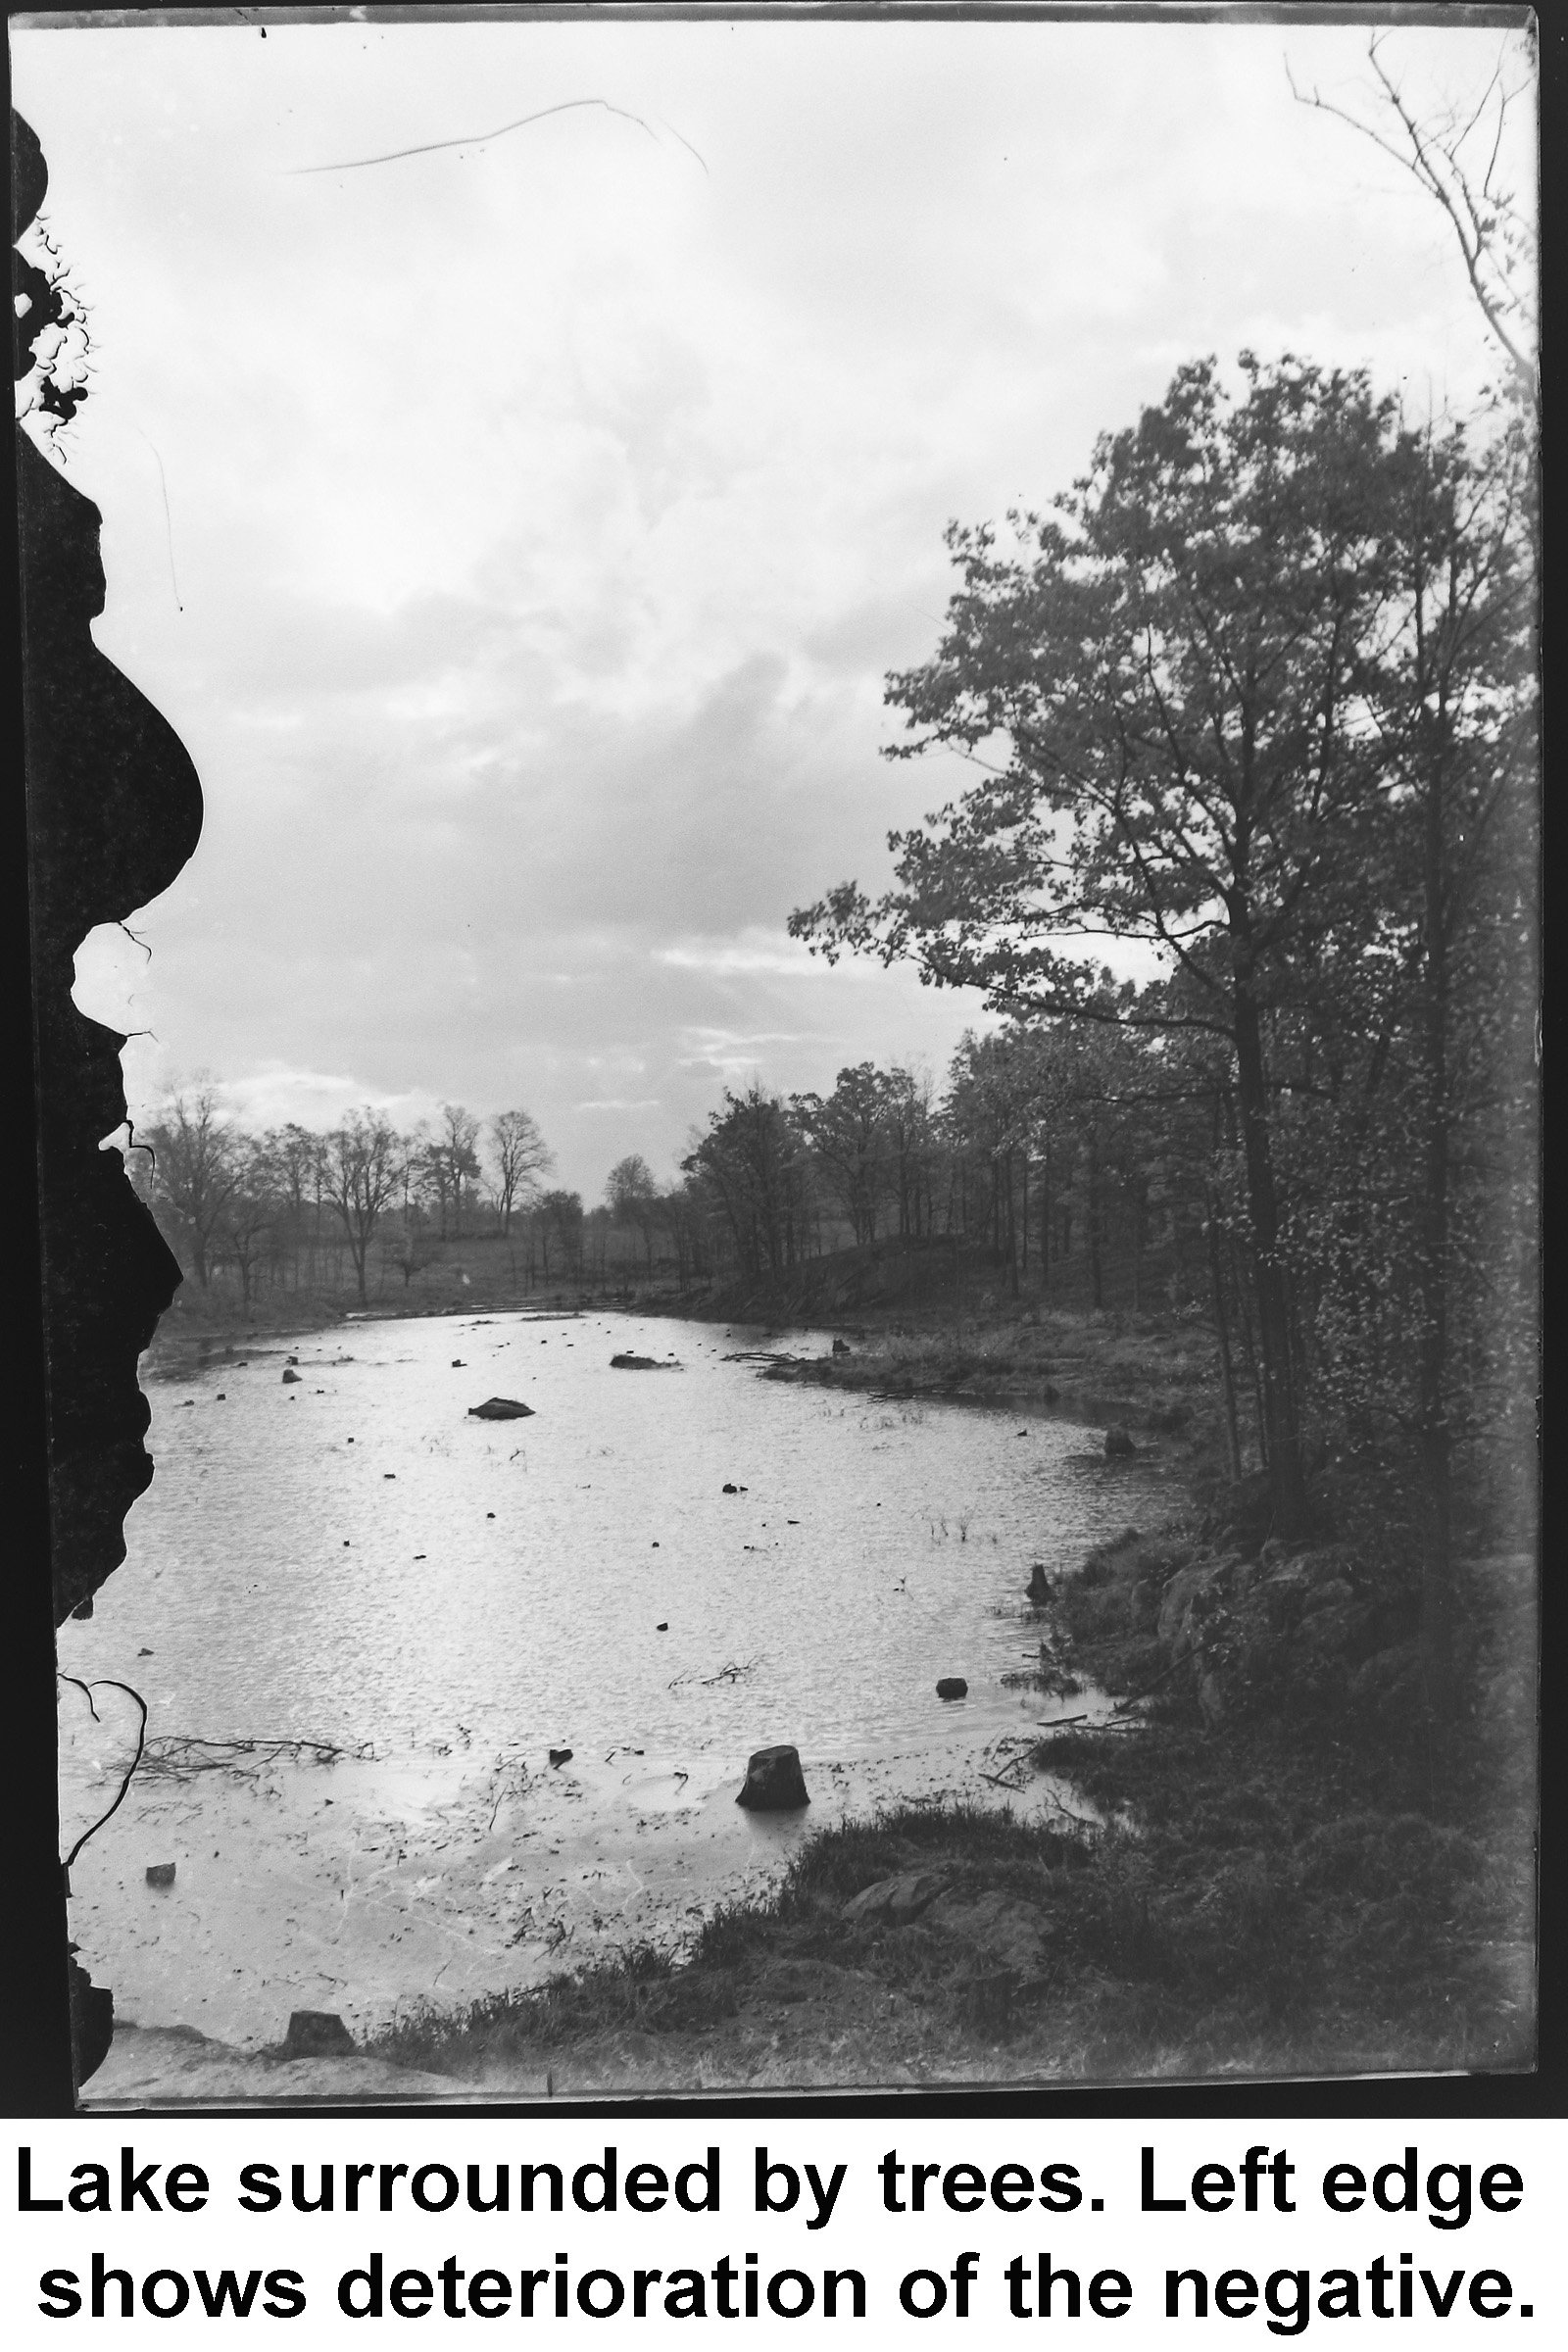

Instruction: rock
[451,1358,466,1367]
[842,1868,950,1926]
[1103,1424,1136,1457]
[145,1862,175,1887]
[735,1743,809,1811]
[924,1887,1048,1973]
[1026,1561,1052,1606]
[72,1594,93,1619]
[935,1676,968,1700]
[722,1482,739,1494]
[656,1622,668,1632]
[610,1352,680,1370]
[69,1958,114,2085]
[1156,1561,1225,1651]
[467,1397,535,1420]
[280,2010,356,2059]
[548,1747,573,1768]
[832,1338,851,1354]
[280,1367,301,1384]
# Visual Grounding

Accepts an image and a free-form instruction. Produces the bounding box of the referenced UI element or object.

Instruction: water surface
[59,1309,1167,2048]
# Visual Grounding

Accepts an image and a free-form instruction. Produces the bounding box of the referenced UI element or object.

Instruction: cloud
[17,12,1529,1199]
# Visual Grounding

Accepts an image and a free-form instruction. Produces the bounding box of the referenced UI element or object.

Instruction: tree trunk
[1416,717,1456,1720]
[1207,1191,1245,1482]
[1232,985,1306,1537]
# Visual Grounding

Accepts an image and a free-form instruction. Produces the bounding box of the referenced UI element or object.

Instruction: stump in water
[735,1744,809,1811]
[281,2010,356,2059]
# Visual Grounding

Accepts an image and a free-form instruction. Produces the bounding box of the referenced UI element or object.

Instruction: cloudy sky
[15,10,1532,1199]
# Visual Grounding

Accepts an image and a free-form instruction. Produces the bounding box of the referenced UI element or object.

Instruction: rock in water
[1026,1562,1052,1606]
[281,2010,356,2059]
[548,1747,573,1768]
[611,1352,680,1370]
[467,1397,535,1420]
[1103,1423,1136,1457]
[280,1367,301,1384]
[145,1862,175,1887]
[735,1744,809,1811]
[935,1677,968,1701]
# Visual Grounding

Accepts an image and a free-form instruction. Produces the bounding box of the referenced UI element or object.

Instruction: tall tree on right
[793,355,1425,1543]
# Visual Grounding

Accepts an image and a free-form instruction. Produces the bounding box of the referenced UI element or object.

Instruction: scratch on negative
[288,96,707,177]
[136,427,183,613]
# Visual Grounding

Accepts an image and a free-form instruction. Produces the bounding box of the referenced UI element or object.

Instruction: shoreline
[104,1281,1534,2096]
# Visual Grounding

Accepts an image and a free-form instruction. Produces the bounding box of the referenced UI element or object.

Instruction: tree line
[134,1028,1200,1321]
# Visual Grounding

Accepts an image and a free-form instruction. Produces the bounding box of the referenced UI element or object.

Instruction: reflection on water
[59,1310,1165,2045]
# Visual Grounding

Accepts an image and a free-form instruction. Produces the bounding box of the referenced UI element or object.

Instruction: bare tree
[436,1102,482,1240]
[1289,30,1538,417]
[323,1110,406,1307]
[216,1134,278,1309]
[489,1107,554,1235]
[144,1083,242,1288]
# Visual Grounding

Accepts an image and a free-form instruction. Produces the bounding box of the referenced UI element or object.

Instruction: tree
[536,1189,584,1283]
[794,355,1424,1540]
[683,1084,810,1283]
[489,1107,553,1235]
[435,1102,482,1240]
[792,1063,890,1245]
[143,1083,242,1289]
[323,1110,405,1307]
[605,1153,660,1272]
[215,1134,277,1309]
[1289,30,1538,422]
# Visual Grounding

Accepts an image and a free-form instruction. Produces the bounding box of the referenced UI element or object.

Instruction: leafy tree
[605,1152,660,1272]
[535,1189,584,1282]
[792,1063,890,1245]
[794,354,1425,1540]
[683,1084,810,1282]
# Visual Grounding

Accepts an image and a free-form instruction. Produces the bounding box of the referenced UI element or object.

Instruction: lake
[57,1308,1168,2050]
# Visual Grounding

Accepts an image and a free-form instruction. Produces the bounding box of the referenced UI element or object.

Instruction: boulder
[548,1747,573,1768]
[735,1743,809,1811]
[923,1887,1048,1974]
[842,1869,950,1926]
[145,1862,175,1887]
[935,1677,968,1701]
[1103,1424,1136,1457]
[611,1352,679,1370]
[280,2010,356,2059]
[280,1367,301,1385]
[467,1397,534,1420]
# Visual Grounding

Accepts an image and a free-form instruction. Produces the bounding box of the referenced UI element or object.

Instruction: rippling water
[58,1308,1169,2049]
